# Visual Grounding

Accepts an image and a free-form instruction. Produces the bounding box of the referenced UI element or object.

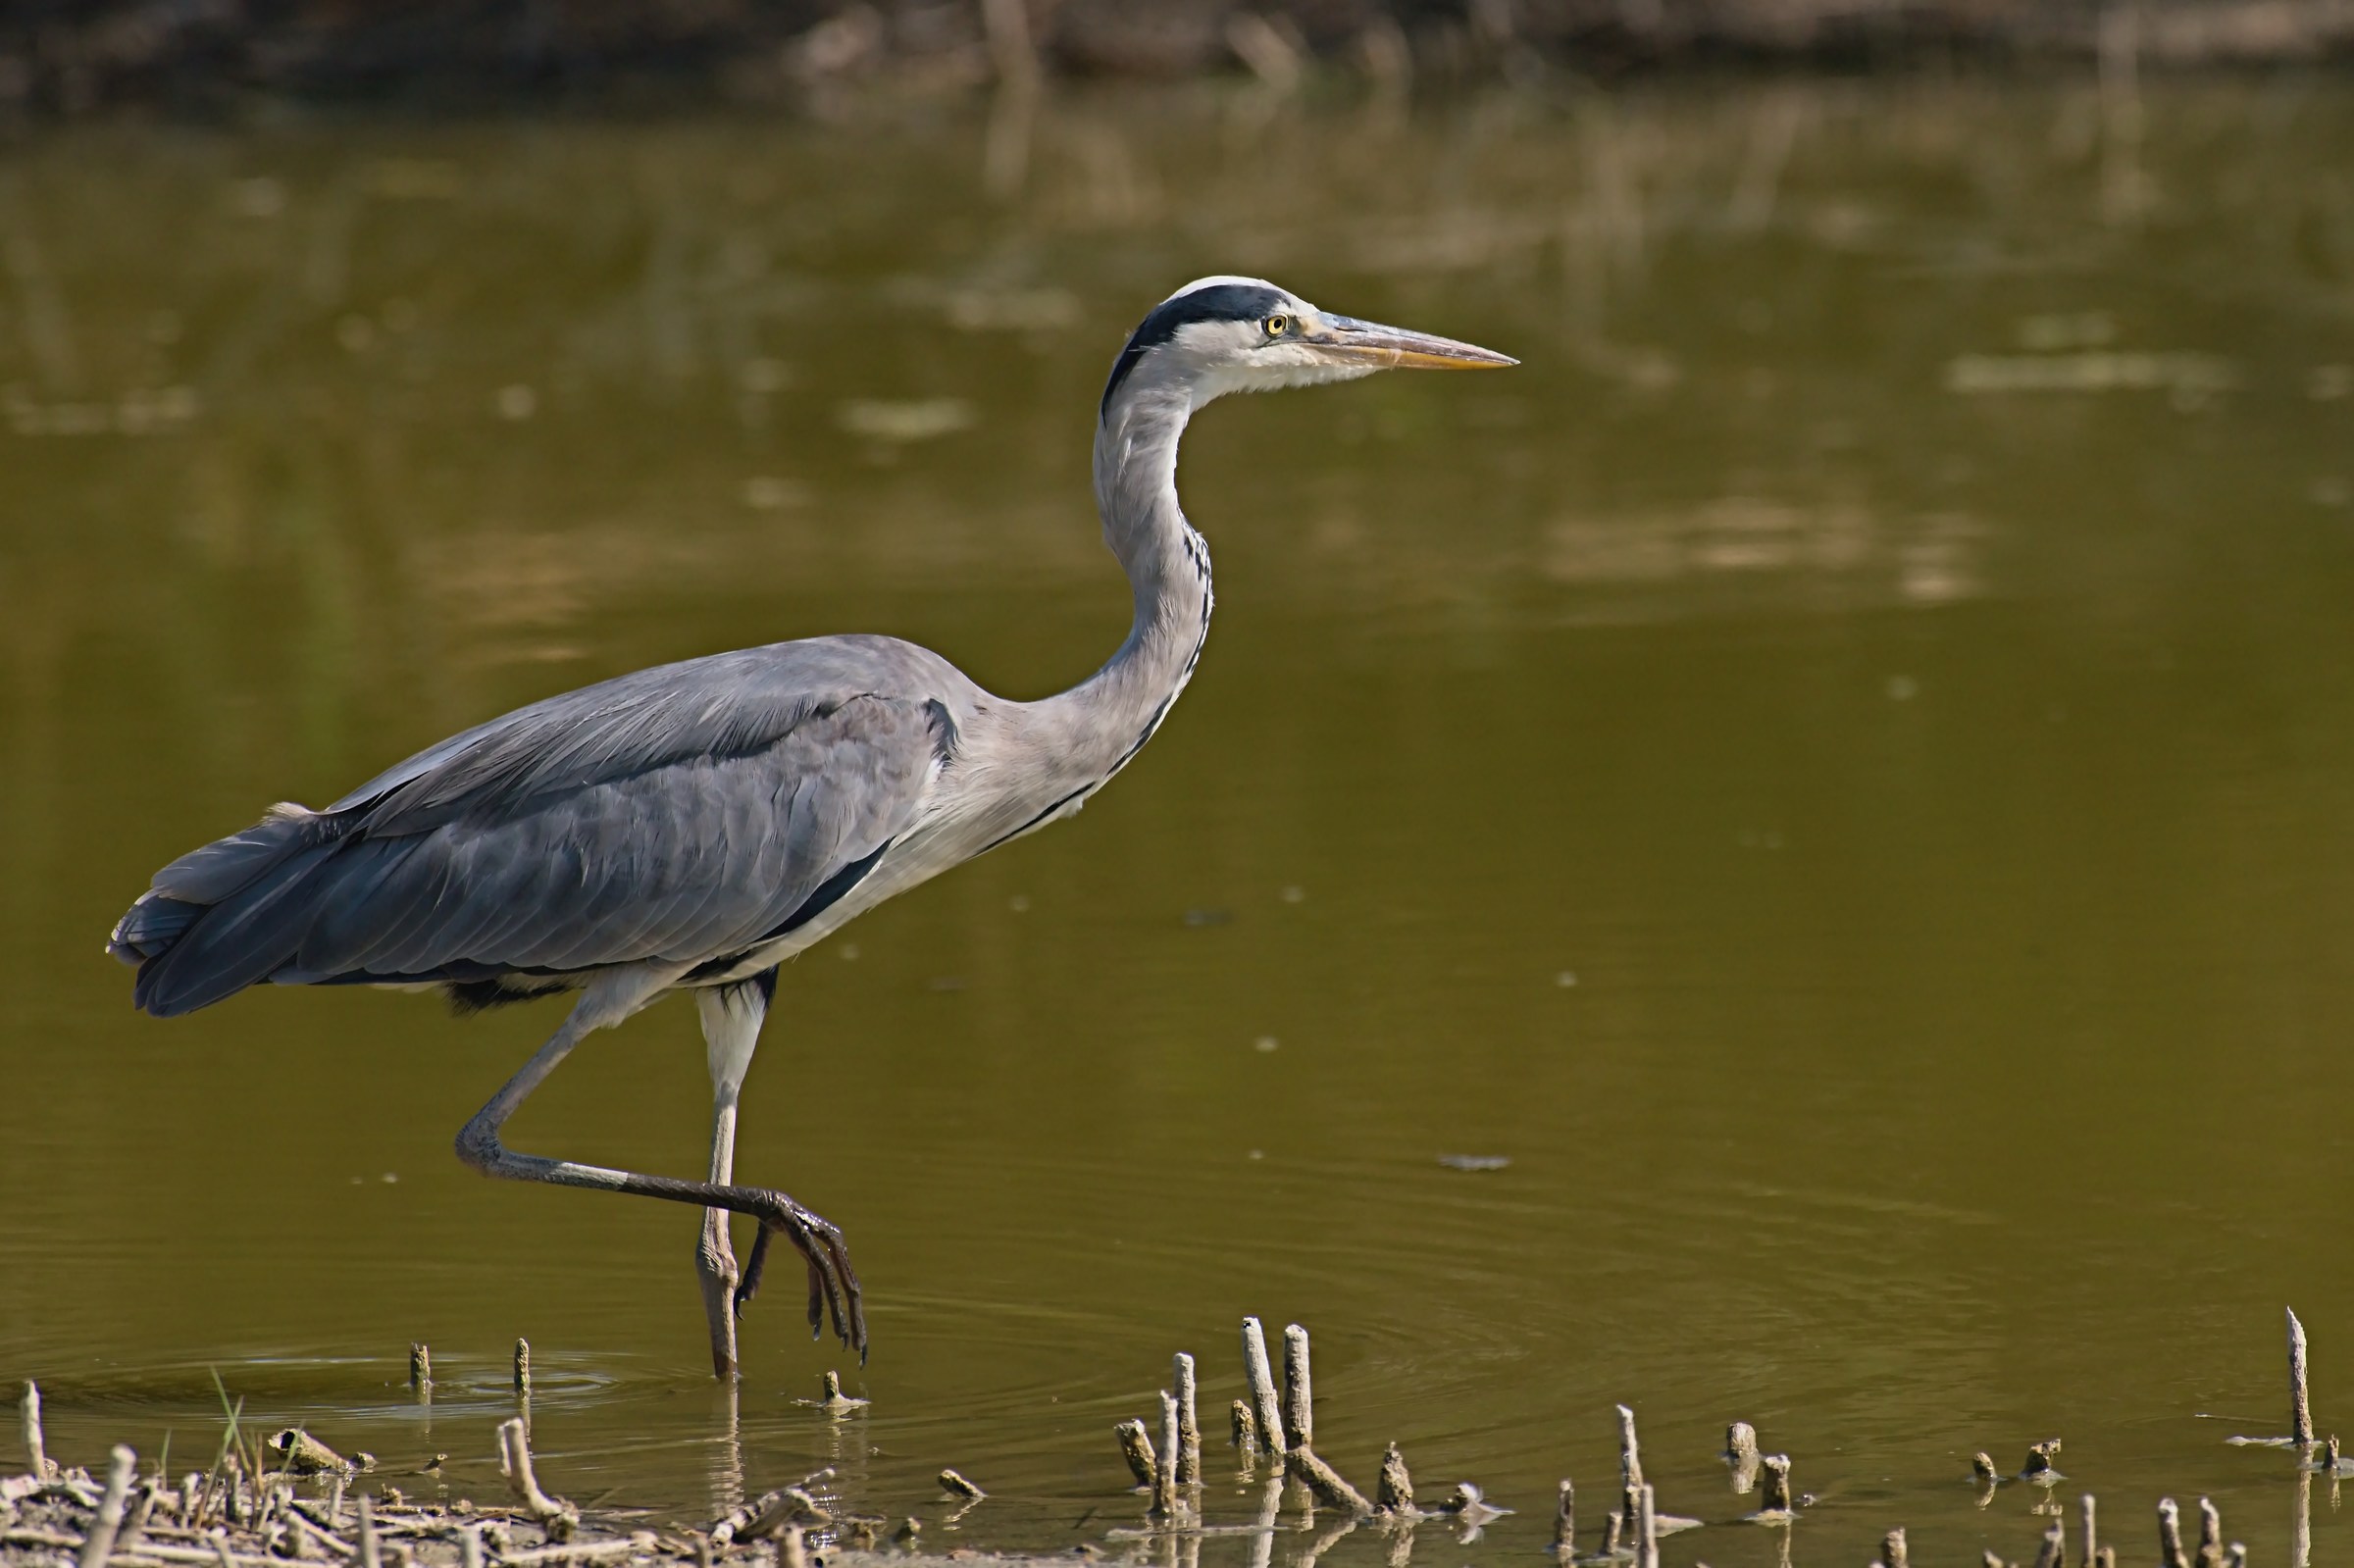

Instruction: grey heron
[108,277,1512,1377]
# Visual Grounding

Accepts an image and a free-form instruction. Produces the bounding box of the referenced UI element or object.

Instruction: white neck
[1037,381,1214,774]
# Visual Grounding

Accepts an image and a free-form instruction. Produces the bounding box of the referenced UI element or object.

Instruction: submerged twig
[1288,1448,1373,1516]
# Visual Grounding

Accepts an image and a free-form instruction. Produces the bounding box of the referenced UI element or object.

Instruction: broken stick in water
[2034,1518,2066,1568]
[1552,1479,1575,1558]
[1242,1318,1286,1457]
[1289,1447,1373,1516]
[1759,1454,1794,1514]
[2157,1497,2187,1568]
[1725,1422,1760,1492]
[1615,1404,1645,1537]
[1151,1391,1180,1519]
[1282,1325,1313,1451]
[407,1344,431,1397]
[2195,1498,2222,1568]
[1375,1444,1412,1515]
[513,1340,531,1395]
[938,1469,985,1502]
[1635,1482,1659,1568]
[1882,1526,1909,1568]
[1173,1353,1201,1487]
[357,1493,383,1568]
[1115,1420,1157,1491]
[2290,1307,2315,1449]
[1973,1452,2000,1485]
[2024,1440,2063,1480]
[1230,1400,1257,1454]
[2079,1494,2096,1567]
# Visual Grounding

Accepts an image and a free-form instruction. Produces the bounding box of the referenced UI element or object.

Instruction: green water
[3,73,2353,1567]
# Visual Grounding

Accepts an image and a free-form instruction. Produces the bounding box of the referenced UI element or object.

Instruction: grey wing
[116,638,965,1017]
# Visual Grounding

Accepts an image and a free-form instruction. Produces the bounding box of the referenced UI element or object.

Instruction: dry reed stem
[77,1446,136,1568]
[2194,1498,2222,1568]
[2289,1308,2314,1448]
[1616,1405,1645,1536]
[1281,1326,1312,1452]
[1173,1354,1201,1488]
[21,1385,55,1483]
[1242,1319,1285,1458]
[2157,1497,2187,1568]
[1151,1391,1179,1518]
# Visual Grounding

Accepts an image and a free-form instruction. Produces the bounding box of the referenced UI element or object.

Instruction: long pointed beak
[1311,315,1517,370]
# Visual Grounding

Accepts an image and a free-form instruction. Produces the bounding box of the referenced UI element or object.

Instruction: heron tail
[110,805,348,1017]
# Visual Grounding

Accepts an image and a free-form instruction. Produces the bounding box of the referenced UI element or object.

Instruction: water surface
[3,73,2353,1568]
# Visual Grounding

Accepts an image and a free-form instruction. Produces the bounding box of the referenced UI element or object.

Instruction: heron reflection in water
[109,277,1514,1377]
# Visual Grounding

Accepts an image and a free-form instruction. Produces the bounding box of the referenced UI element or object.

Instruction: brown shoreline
[4,0,2352,118]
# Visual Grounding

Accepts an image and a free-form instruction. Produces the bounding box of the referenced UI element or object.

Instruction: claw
[725,1192,866,1363]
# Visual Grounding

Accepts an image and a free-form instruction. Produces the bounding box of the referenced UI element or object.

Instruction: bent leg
[454,966,864,1360]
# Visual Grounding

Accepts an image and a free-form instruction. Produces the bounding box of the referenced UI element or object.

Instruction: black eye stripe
[1101,283,1290,417]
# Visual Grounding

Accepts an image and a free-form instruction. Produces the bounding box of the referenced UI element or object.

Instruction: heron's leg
[692,972,774,1379]
[454,967,865,1360]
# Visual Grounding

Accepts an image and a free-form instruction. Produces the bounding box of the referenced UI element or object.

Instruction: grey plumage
[107,275,1511,1373]
[118,637,974,1016]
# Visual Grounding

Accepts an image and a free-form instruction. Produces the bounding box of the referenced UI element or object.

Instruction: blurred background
[1,6,2352,1568]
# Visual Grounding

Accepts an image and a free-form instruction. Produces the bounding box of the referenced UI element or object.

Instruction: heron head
[1100,276,1514,422]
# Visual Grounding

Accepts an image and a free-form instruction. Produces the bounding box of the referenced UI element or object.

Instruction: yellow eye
[1262,314,1291,337]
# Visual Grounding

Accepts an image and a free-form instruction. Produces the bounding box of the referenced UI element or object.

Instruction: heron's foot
[733,1190,866,1364]
[695,1212,741,1380]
